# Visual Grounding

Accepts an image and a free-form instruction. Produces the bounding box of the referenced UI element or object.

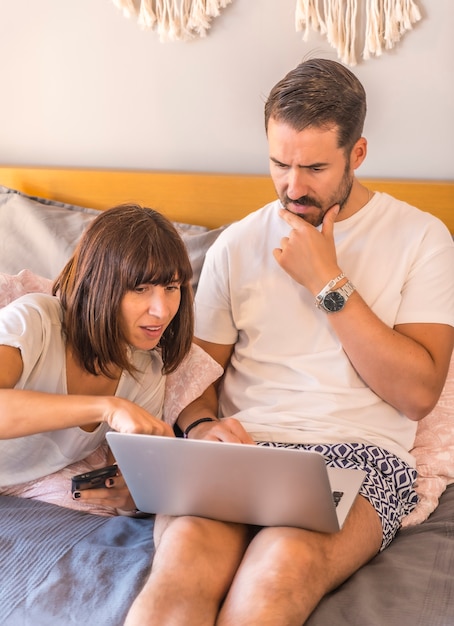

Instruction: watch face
[323,291,345,312]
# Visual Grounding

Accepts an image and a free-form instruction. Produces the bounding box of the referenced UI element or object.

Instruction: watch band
[315,273,345,305]
[316,280,356,313]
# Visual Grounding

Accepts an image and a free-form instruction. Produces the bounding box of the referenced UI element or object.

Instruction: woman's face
[119,281,182,351]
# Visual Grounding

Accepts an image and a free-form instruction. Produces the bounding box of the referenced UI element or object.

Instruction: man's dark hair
[264,58,367,154]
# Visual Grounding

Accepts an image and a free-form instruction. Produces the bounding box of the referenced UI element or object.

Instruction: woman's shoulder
[1,292,62,324]
[0,294,65,379]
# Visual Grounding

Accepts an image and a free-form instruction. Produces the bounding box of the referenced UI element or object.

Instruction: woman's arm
[175,340,254,443]
[0,345,173,438]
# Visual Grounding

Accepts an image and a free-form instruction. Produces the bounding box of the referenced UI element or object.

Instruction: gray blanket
[1,485,454,625]
[0,497,154,625]
[306,482,454,626]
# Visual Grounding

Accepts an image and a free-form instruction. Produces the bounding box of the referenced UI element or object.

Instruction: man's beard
[281,166,354,227]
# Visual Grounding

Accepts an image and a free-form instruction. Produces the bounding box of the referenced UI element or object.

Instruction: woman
[0,204,194,513]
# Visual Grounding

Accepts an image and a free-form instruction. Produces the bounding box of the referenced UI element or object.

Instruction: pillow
[402,352,454,527]
[175,221,226,293]
[0,185,100,279]
[0,442,118,517]
[163,343,223,424]
[0,269,52,307]
[0,185,225,293]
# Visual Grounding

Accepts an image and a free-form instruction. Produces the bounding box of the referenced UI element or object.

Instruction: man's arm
[324,303,453,421]
[274,206,454,421]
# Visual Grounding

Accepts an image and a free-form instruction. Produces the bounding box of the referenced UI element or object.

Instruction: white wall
[1,0,453,179]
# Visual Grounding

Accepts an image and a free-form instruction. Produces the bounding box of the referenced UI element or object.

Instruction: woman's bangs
[127,243,191,289]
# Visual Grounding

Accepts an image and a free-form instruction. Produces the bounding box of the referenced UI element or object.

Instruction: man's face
[267,118,354,227]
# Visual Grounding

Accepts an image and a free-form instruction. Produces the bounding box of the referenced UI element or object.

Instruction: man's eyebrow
[270,156,285,165]
[269,156,328,169]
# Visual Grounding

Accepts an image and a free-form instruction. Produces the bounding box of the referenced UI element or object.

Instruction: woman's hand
[186,416,255,444]
[103,397,174,437]
[72,467,136,511]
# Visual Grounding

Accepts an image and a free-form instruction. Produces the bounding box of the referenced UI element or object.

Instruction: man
[126,59,454,625]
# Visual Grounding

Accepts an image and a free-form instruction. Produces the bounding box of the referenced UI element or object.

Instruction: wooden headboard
[0,166,453,233]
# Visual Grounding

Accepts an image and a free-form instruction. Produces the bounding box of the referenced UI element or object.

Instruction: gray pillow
[175,222,226,293]
[0,186,99,279]
[0,185,225,292]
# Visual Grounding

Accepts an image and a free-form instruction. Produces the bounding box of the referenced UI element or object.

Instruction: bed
[0,166,453,625]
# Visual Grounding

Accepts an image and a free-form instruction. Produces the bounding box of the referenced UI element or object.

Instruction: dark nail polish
[72,491,81,499]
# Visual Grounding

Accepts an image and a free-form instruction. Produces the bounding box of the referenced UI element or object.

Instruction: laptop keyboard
[332,491,344,507]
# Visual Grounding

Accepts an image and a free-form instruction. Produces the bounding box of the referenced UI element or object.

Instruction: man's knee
[155,515,250,568]
[247,527,322,583]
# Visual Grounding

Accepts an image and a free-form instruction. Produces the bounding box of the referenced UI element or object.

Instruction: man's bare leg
[217,495,383,626]
[124,515,250,626]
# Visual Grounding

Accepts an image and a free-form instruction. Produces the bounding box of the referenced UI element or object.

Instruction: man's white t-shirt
[195,193,454,465]
[0,293,165,486]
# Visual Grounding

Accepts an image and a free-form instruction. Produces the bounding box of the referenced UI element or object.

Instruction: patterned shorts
[257,441,418,550]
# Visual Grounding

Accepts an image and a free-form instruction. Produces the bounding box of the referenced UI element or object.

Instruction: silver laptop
[106,433,365,533]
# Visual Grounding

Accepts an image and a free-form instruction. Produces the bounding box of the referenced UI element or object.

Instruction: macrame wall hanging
[112,0,422,65]
[112,0,233,41]
[295,0,422,66]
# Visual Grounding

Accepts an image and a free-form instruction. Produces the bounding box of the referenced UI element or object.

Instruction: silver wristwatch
[316,280,356,313]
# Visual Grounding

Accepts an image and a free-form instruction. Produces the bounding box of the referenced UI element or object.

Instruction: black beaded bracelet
[183,417,216,438]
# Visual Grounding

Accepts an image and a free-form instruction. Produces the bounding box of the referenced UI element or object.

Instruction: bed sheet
[0,496,154,625]
[1,484,453,625]
[306,482,454,626]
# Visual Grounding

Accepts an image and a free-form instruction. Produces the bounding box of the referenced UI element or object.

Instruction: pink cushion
[0,269,52,306]
[402,353,454,526]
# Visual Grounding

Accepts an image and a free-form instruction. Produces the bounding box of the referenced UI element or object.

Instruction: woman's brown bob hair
[53,204,194,377]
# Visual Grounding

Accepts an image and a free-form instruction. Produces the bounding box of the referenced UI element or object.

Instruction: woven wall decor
[112,0,422,63]
[295,0,422,65]
[112,0,233,41]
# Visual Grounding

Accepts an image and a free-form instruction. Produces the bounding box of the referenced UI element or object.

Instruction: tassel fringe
[112,0,421,57]
[112,0,233,41]
[295,0,421,66]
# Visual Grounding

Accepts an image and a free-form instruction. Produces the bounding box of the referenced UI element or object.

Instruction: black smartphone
[71,464,119,493]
